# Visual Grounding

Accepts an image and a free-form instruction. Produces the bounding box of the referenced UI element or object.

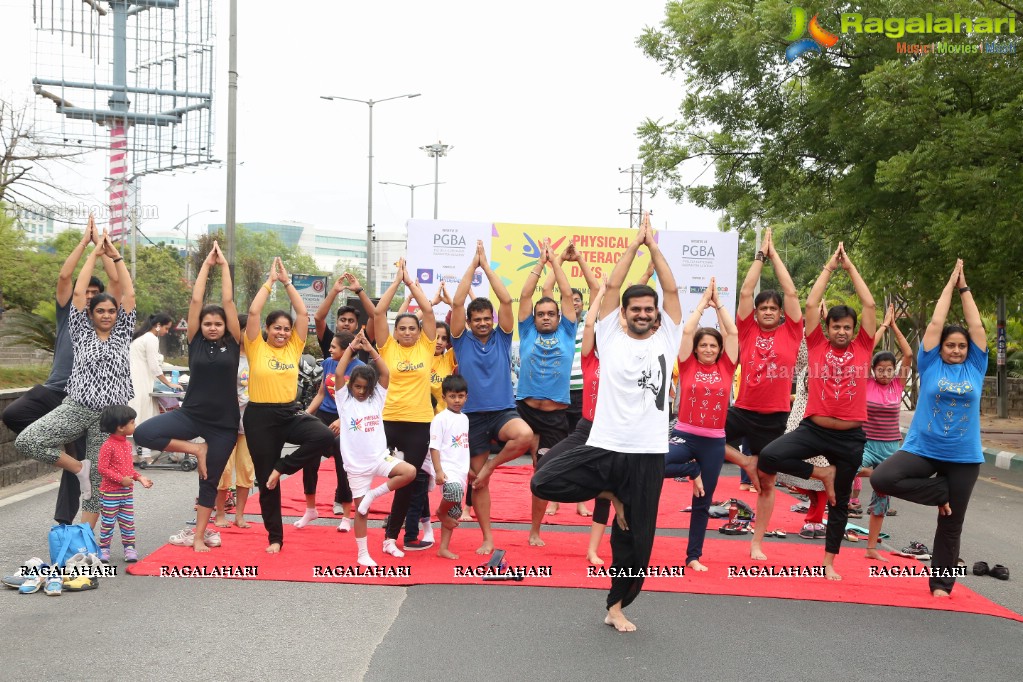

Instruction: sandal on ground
[844,531,861,542]
[765,529,787,538]
[990,564,1010,580]
[718,521,745,535]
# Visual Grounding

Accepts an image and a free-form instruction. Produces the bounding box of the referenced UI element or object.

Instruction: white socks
[382,538,405,558]
[76,459,92,501]
[420,518,434,544]
[356,537,376,567]
[337,517,352,533]
[357,483,390,516]
[294,508,318,528]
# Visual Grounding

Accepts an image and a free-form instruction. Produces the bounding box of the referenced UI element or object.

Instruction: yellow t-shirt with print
[244,331,306,404]
[430,349,458,415]
[379,332,435,423]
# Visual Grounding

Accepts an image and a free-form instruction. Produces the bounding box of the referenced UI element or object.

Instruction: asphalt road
[1,459,1020,682]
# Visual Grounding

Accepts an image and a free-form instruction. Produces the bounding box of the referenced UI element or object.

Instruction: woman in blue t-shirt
[871,260,987,597]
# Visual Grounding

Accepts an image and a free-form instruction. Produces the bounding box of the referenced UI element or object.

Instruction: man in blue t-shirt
[516,238,577,547]
[451,240,534,556]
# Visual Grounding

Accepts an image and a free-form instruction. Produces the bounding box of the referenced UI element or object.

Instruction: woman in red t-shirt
[664,277,739,572]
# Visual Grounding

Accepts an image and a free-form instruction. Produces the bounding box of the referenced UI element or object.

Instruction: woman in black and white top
[16,222,136,526]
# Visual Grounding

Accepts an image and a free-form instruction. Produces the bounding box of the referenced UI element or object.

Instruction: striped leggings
[99,489,136,549]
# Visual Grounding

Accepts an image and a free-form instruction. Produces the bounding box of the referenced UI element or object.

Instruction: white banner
[405,220,493,321]
[658,231,740,328]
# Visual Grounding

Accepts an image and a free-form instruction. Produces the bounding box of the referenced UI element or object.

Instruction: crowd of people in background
[1,214,989,624]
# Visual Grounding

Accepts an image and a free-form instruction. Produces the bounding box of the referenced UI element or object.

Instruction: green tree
[637,0,1023,314]
[133,244,191,322]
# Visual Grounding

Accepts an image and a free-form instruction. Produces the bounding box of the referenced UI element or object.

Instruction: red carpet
[126,523,1022,622]
[245,460,811,531]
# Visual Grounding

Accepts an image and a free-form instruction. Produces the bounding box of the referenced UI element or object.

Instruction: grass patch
[0,365,52,390]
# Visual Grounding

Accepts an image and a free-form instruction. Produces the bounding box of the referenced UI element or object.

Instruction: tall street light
[379,180,444,219]
[320,93,421,296]
[172,205,219,281]
[420,141,453,219]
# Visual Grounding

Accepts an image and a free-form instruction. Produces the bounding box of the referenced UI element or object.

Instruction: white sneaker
[337,517,352,533]
[169,528,221,547]
[333,502,344,515]
[382,539,405,558]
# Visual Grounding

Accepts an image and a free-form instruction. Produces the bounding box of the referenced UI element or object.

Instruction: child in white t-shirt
[339,332,416,566]
[429,375,471,560]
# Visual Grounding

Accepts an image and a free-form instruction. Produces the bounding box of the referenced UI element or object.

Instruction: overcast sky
[0,0,719,242]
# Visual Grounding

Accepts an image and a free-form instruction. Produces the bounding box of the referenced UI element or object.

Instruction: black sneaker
[894,541,931,561]
[403,539,434,551]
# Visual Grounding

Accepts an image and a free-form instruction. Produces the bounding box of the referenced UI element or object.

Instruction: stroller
[137,375,198,472]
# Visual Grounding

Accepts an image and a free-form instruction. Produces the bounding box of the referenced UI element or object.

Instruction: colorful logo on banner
[518,234,567,271]
[417,269,434,284]
[785,7,839,62]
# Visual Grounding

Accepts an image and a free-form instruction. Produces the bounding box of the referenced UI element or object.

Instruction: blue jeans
[665,426,726,564]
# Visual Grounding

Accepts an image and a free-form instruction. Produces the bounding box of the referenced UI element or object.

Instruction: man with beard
[531,215,681,632]
[757,243,877,581]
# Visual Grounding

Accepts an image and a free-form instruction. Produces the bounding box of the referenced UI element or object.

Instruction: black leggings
[1,384,86,524]
[383,420,431,541]
[533,445,664,610]
[242,403,335,547]
[871,450,980,594]
[300,409,352,504]
[541,417,611,523]
[759,419,865,555]
[133,409,237,509]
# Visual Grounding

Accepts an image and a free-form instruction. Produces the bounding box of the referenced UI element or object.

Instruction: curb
[899,426,1023,471]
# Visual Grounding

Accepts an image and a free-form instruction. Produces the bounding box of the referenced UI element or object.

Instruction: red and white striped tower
[108,123,128,241]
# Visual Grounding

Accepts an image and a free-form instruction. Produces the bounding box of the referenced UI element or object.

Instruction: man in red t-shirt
[723,228,803,562]
[758,243,876,580]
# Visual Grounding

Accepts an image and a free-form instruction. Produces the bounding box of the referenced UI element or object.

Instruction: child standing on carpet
[429,375,471,560]
[341,331,416,566]
[97,405,153,563]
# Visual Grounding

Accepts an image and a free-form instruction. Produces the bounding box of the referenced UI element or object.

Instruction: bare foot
[601,492,628,531]
[213,515,231,528]
[266,542,282,554]
[192,539,211,553]
[939,502,952,516]
[691,474,705,498]
[266,470,282,491]
[864,547,889,561]
[475,539,494,555]
[687,559,708,572]
[545,502,559,516]
[528,532,545,547]
[234,515,251,529]
[740,455,759,487]
[604,607,637,632]
[932,589,950,598]
[576,503,591,517]
[824,564,842,581]
[437,548,459,560]
[459,511,473,522]
[814,465,837,506]
[587,552,604,566]
[750,543,768,561]
[472,464,495,489]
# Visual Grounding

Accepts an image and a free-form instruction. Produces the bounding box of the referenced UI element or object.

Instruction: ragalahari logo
[786,7,840,62]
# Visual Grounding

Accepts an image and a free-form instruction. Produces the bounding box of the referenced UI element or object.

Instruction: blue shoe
[44,573,63,596]
[3,575,29,590]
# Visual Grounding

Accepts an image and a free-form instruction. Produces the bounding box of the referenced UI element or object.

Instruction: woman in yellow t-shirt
[373,258,437,556]
[243,257,335,554]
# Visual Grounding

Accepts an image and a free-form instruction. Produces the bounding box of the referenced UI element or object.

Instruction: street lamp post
[378,181,444,219]
[320,93,421,296]
[172,206,219,281]
[420,141,453,219]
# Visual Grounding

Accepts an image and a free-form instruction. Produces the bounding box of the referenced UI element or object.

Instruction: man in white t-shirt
[531,215,682,633]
